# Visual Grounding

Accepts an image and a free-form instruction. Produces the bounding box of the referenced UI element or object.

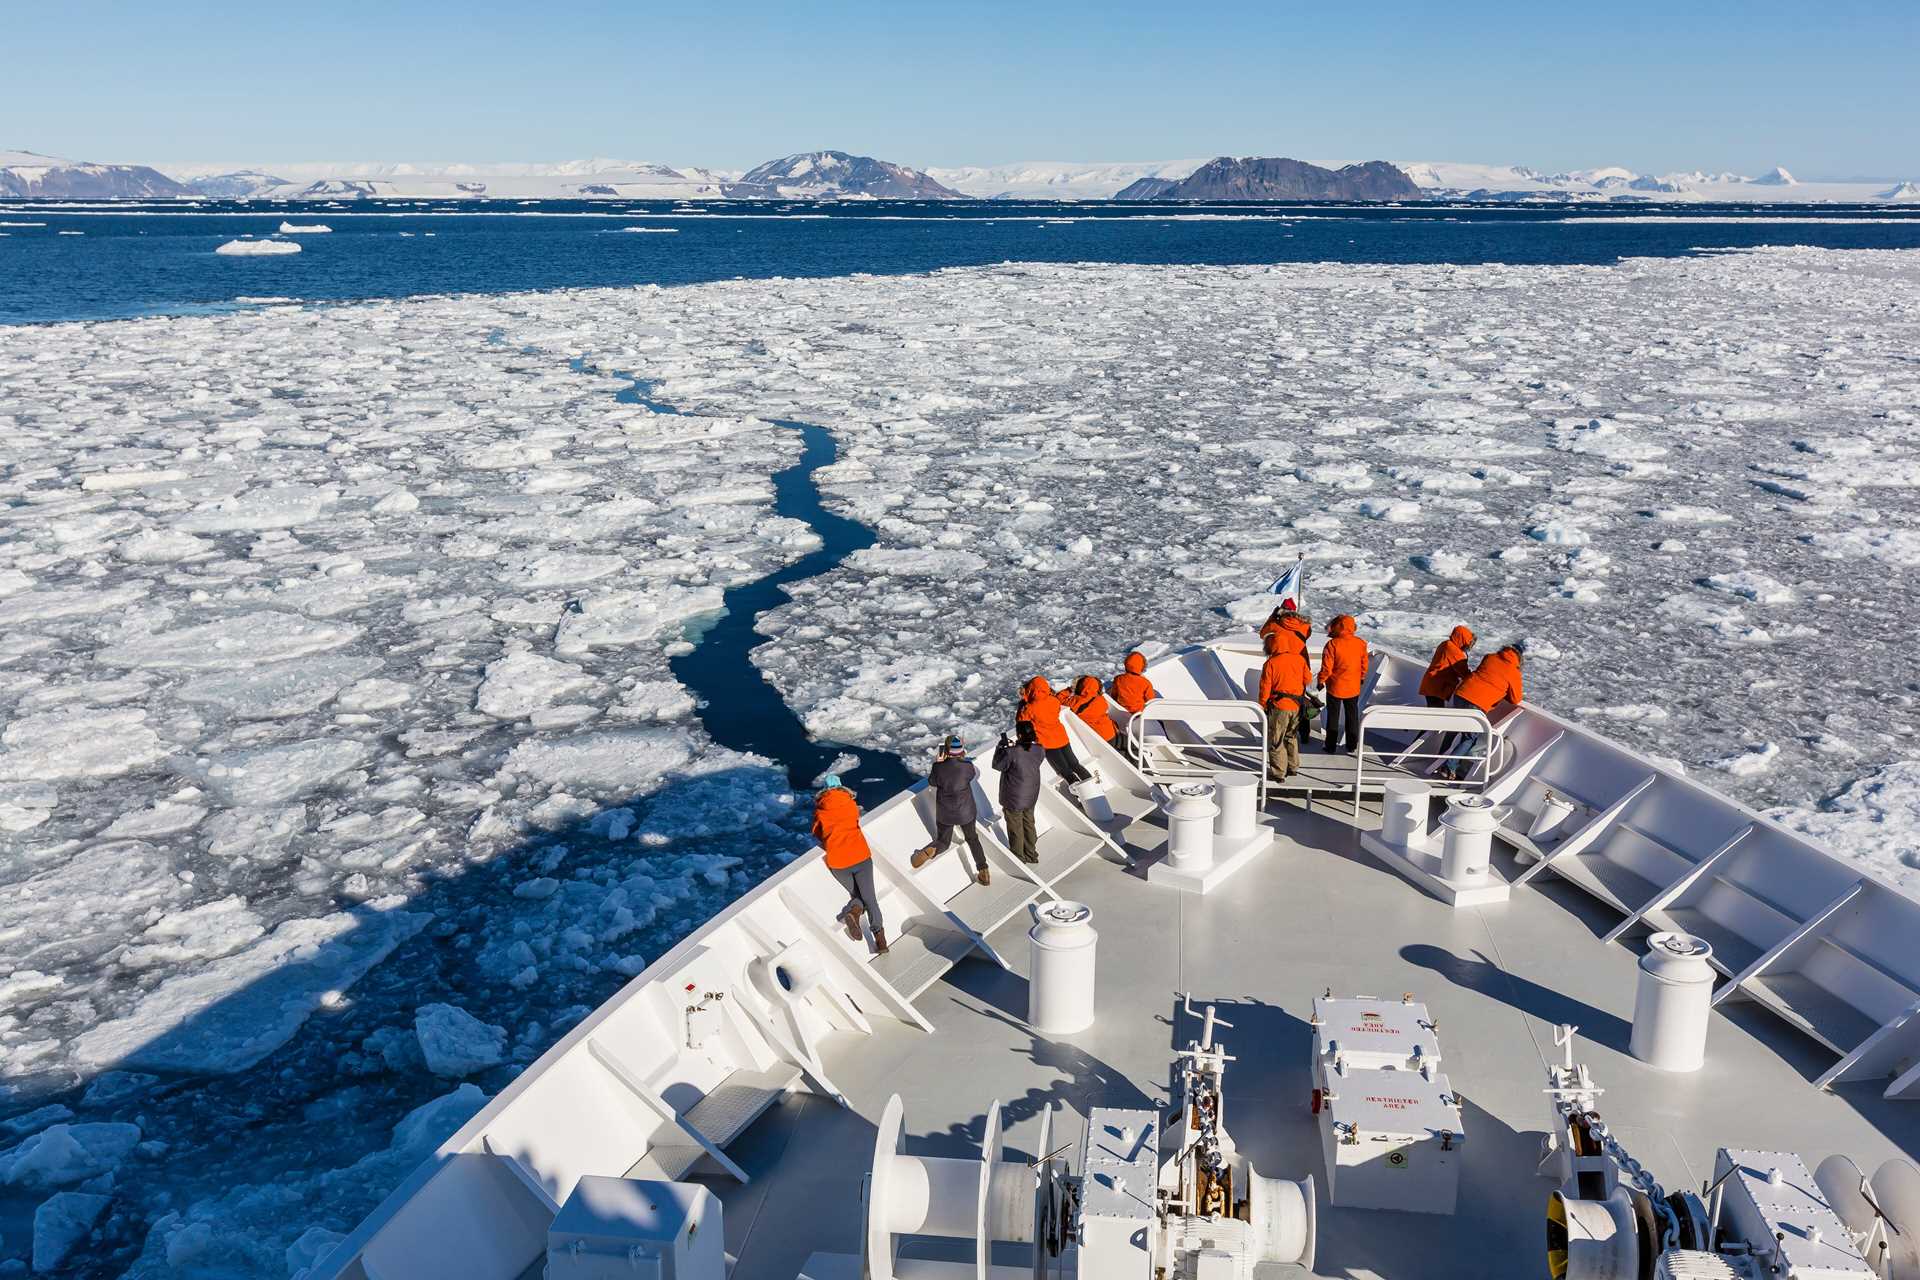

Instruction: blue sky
[9,0,1917,178]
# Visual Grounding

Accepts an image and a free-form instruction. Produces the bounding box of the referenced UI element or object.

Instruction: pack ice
[0,296,819,1274]
[1,245,1916,1276]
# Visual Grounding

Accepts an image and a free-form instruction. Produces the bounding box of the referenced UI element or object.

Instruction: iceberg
[214,238,301,256]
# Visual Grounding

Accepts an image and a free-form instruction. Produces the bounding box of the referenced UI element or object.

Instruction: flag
[1269,558,1306,611]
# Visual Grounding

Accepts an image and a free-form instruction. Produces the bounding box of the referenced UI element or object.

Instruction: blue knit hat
[823,774,842,789]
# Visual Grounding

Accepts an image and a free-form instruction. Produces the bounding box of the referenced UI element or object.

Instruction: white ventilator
[1212,770,1258,843]
[1380,777,1432,852]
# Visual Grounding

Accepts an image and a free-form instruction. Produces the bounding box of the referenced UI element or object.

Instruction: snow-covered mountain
[160,158,733,201]
[926,159,1207,200]
[1400,159,1905,203]
[186,170,292,198]
[1879,181,1920,202]
[0,149,193,198]
[725,151,965,200]
[1116,157,1421,201]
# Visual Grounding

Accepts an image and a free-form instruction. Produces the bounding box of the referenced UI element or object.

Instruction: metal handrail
[1127,698,1271,812]
[1349,704,1496,810]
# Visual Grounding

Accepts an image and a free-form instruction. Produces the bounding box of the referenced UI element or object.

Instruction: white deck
[315,636,1920,1280]
[697,793,1920,1278]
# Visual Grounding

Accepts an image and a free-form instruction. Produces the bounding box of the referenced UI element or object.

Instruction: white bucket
[1072,778,1115,825]
[1529,790,1579,844]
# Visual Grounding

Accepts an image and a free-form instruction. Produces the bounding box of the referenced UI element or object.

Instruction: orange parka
[1317,614,1370,700]
[1109,652,1158,714]
[812,787,871,870]
[1418,626,1476,700]
[1016,676,1071,750]
[1455,647,1524,713]
[1066,676,1118,741]
[1258,629,1313,713]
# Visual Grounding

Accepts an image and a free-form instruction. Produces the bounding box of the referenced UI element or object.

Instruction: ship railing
[1349,703,1499,808]
[1125,697,1271,809]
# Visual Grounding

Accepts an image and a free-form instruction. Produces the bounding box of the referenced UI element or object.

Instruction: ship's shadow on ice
[30,763,816,1274]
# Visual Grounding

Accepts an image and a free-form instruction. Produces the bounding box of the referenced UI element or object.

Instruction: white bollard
[1213,771,1258,842]
[1381,778,1432,853]
[1028,901,1098,1035]
[1629,932,1716,1072]
[1438,795,1507,884]
[1163,783,1219,874]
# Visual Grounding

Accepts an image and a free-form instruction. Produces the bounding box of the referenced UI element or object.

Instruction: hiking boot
[871,928,890,955]
[1018,853,1040,866]
[840,902,864,941]
[910,843,940,869]
[975,865,991,887]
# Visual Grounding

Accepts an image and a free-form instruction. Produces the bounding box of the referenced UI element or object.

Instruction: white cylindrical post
[1438,795,1505,884]
[1381,779,1432,853]
[1163,783,1219,873]
[1028,901,1098,1035]
[1213,771,1258,842]
[1629,932,1716,1072]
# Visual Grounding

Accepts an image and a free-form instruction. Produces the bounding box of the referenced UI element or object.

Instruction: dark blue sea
[3,197,1919,325]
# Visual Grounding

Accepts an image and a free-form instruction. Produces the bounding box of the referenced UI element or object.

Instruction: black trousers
[1045,742,1092,785]
[1325,696,1362,753]
[934,820,987,871]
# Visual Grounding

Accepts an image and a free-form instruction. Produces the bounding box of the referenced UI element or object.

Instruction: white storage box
[1712,1150,1873,1279]
[1078,1107,1159,1280]
[1312,995,1442,1073]
[547,1176,724,1280]
[1315,1066,1465,1215]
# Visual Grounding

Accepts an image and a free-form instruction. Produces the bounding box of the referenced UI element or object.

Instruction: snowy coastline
[1,246,1917,1273]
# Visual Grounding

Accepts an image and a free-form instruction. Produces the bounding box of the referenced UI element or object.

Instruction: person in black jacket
[993,720,1045,865]
[911,736,990,885]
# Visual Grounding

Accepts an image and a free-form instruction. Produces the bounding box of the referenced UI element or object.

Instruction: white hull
[311,633,1920,1280]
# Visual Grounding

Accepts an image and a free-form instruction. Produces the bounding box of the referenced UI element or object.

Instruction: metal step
[684,1065,802,1146]
[869,921,975,999]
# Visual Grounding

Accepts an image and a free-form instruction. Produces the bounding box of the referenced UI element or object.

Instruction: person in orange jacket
[1257,628,1314,778]
[1065,675,1118,745]
[1442,643,1525,780]
[1420,625,1476,705]
[812,775,886,953]
[1109,652,1159,762]
[1316,614,1370,755]
[1420,624,1476,761]
[1109,652,1158,715]
[1280,611,1314,747]
[1017,676,1092,785]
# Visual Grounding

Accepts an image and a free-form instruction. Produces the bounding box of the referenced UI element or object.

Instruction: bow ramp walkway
[642,793,1920,1280]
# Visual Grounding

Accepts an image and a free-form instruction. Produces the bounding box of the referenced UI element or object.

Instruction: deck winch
[854,997,1314,1279]
[1539,1026,1920,1280]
